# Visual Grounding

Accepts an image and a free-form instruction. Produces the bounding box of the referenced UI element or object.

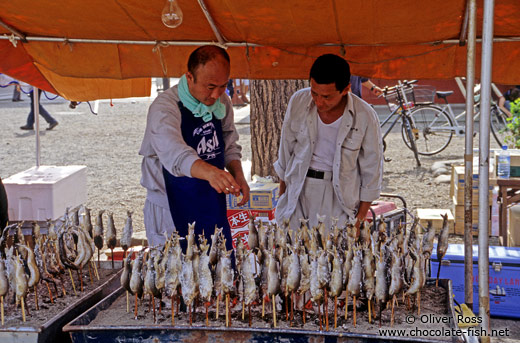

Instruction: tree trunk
[250,80,308,178]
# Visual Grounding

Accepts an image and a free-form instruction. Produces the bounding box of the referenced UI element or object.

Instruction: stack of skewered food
[118,213,451,330]
[0,205,134,325]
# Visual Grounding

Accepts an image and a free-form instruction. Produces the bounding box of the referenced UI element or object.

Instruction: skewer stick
[68,269,77,296]
[436,262,442,288]
[417,291,421,315]
[334,296,338,329]
[216,294,220,319]
[379,301,382,327]
[324,289,329,331]
[97,249,100,269]
[272,294,277,328]
[391,295,396,326]
[88,262,94,285]
[152,295,157,323]
[205,302,209,326]
[368,299,372,324]
[225,294,229,327]
[44,281,54,303]
[291,291,294,323]
[285,293,289,320]
[302,293,306,324]
[344,291,348,320]
[78,268,84,292]
[262,295,265,318]
[1,296,4,325]
[171,296,175,326]
[353,295,357,327]
[242,300,245,320]
[134,293,138,319]
[248,303,252,327]
[189,304,192,326]
[91,260,100,280]
[318,301,322,331]
[111,248,114,269]
[34,286,39,310]
[21,297,26,322]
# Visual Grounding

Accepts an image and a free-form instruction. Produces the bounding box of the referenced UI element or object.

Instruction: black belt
[306,168,325,179]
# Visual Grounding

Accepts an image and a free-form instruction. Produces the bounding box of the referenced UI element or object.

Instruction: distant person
[231,79,249,106]
[499,86,520,117]
[20,88,58,131]
[350,75,383,99]
[12,84,22,102]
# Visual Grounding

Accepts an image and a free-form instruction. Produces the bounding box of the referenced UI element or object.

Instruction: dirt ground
[0,93,518,340]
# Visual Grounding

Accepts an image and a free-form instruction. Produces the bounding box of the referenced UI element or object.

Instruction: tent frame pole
[478,0,494,341]
[34,86,41,167]
[463,0,476,313]
[196,0,226,46]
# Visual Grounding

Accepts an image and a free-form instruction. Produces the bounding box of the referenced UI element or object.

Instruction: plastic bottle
[497,145,510,179]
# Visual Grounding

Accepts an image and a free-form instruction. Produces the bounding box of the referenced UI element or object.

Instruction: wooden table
[497,178,520,246]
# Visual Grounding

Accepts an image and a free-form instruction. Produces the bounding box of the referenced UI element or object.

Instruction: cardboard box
[227,209,276,249]
[4,165,87,221]
[454,219,491,236]
[451,165,497,200]
[416,208,454,234]
[432,244,520,318]
[226,182,279,210]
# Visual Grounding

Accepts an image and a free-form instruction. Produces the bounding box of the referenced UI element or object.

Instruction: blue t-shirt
[350,75,369,98]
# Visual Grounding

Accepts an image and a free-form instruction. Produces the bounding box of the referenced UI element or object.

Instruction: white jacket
[274,88,383,221]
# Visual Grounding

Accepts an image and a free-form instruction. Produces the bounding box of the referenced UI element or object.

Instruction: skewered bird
[121,211,134,256]
[106,212,118,268]
[435,213,450,287]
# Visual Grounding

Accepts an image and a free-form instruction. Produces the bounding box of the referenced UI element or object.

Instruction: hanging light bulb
[162,0,183,28]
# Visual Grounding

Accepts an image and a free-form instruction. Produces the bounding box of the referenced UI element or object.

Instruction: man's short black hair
[309,54,351,92]
[188,45,230,80]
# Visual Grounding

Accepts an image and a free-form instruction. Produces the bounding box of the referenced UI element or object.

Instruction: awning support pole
[464,0,476,312]
[34,87,41,167]
[478,0,494,341]
[197,0,226,46]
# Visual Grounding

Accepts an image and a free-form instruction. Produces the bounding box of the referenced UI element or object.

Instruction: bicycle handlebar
[382,80,418,94]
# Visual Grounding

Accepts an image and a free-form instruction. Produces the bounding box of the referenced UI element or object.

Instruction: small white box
[4,165,87,221]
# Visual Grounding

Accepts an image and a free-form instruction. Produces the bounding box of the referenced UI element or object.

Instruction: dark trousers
[25,89,57,126]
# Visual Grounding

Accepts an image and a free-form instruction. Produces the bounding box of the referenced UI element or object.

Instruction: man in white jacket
[274,54,383,236]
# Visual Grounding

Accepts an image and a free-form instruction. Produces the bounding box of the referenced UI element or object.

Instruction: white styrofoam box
[4,165,87,221]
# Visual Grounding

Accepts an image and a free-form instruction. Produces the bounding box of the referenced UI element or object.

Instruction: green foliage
[504,114,520,148]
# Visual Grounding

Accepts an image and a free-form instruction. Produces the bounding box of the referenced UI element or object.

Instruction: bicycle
[402,82,509,155]
[379,80,426,166]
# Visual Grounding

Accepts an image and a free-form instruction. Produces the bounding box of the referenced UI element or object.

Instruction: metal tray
[0,267,122,343]
[64,279,463,343]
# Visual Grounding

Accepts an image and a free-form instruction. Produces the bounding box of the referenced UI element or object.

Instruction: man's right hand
[279,180,286,196]
[190,159,241,195]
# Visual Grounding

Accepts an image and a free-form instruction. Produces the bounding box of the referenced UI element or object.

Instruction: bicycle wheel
[402,105,454,155]
[490,105,509,147]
